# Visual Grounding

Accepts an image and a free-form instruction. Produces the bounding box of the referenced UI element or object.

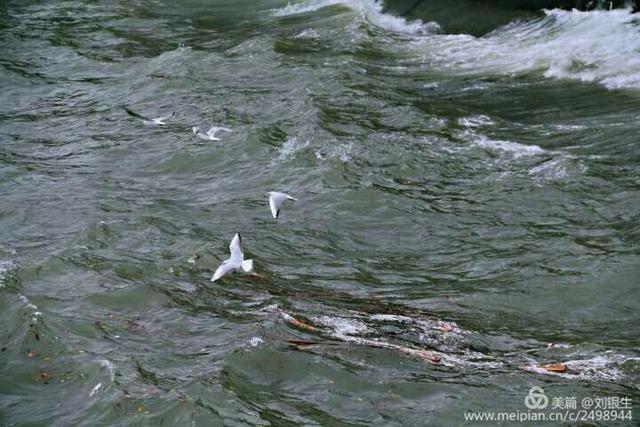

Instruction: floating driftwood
[282,313,441,364]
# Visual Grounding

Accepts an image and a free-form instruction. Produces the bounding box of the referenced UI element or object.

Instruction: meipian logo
[524,386,549,410]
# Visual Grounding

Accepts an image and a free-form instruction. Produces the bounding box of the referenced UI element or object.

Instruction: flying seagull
[192,126,232,141]
[211,233,254,282]
[124,106,175,125]
[267,191,297,219]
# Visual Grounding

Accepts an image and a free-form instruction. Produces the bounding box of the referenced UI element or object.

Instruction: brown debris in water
[285,316,319,332]
[540,363,567,373]
[414,350,441,364]
[521,362,569,374]
[287,340,320,347]
[439,323,453,333]
[395,346,441,364]
[36,370,50,383]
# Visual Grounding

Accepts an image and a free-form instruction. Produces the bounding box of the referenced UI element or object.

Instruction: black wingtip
[123,105,146,120]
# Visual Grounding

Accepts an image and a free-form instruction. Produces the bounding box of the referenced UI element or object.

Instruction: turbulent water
[1,0,639,425]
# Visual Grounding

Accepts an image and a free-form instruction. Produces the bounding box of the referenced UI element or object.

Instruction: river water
[1,1,639,425]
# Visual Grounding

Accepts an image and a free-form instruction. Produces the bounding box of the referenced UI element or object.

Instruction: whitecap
[248,336,263,347]
[370,314,413,323]
[458,115,495,128]
[462,131,546,158]
[278,137,309,160]
[294,28,321,40]
[99,359,116,381]
[273,0,440,35]
[313,315,370,337]
[529,156,586,180]
[89,382,102,397]
[314,143,352,162]
[410,8,640,91]
[18,294,42,322]
[0,260,16,287]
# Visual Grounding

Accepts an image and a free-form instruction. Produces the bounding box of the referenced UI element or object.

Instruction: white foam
[461,131,546,158]
[460,83,492,92]
[249,336,263,347]
[89,382,102,397]
[370,314,414,323]
[370,314,463,337]
[530,157,568,179]
[278,137,309,160]
[18,294,42,322]
[314,143,353,162]
[99,359,116,381]
[438,351,504,369]
[523,364,549,375]
[294,28,321,39]
[263,304,280,313]
[458,115,495,128]
[0,260,16,287]
[475,136,545,157]
[412,8,640,91]
[314,315,370,336]
[553,124,587,132]
[273,0,440,35]
[529,155,586,180]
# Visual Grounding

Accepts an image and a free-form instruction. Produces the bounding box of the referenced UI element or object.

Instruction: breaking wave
[276,1,640,90]
[273,0,440,35]
[413,8,640,90]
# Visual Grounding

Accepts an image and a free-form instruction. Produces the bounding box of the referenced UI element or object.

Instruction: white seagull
[267,191,297,219]
[124,106,175,125]
[211,233,254,282]
[192,126,232,141]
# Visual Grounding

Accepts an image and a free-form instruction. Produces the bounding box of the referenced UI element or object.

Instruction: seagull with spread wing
[267,191,297,219]
[211,233,254,282]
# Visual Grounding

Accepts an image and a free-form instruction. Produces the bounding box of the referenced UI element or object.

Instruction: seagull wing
[269,194,280,218]
[123,106,152,121]
[212,260,234,282]
[153,111,175,123]
[269,192,296,218]
[229,233,244,263]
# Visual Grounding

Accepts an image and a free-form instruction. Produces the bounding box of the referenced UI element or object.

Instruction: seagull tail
[242,259,254,273]
[287,196,298,201]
